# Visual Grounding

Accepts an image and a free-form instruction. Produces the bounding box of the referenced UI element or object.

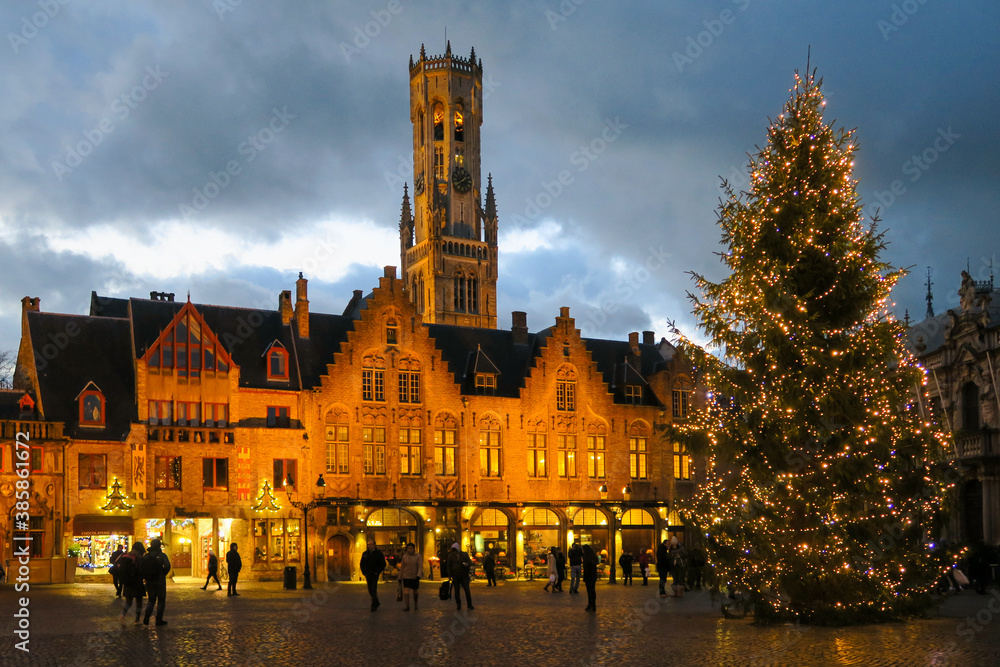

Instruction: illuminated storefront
[71,515,133,572]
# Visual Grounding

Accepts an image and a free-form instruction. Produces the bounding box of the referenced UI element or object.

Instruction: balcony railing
[0,420,65,441]
[955,430,998,459]
[147,425,234,444]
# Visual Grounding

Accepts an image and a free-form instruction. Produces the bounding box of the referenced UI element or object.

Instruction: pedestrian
[398,542,424,611]
[360,538,386,612]
[226,543,242,596]
[568,541,583,594]
[201,548,222,591]
[483,550,497,587]
[582,544,598,611]
[656,538,670,597]
[688,545,706,590]
[555,546,566,591]
[141,538,171,626]
[619,550,634,585]
[117,542,145,626]
[446,542,474,610]
[542,547,557,592]
[638,549,650,586]
[670,541,687,598]
[109,544,124,598]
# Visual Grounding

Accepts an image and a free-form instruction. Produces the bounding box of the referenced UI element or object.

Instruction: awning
[73,515,134,536]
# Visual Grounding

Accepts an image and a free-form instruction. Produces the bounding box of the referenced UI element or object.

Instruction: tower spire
[925,266,934,319]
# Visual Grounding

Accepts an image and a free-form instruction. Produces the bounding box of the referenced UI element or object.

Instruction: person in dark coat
[226,543,242,596]
[201,548,222,590]
[483,550,497,587]
[582,544,599,611]
[656,539,670,597]
[360,538,387,611]
[118,542,146,625]
[619,551,634,585]
[638,550,650,586]
[554,547,567,592]
[446,543,474,610]
[568,542,583,594]
[142,538,171,626]
[109,544,125,598]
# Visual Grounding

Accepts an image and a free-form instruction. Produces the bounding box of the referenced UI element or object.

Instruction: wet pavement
[2,576,999,666]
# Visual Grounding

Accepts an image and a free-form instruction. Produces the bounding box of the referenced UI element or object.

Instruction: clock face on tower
[452,166,472,194]
[414,173,424,196]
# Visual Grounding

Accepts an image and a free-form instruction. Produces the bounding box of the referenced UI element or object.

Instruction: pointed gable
[142,301,233,376]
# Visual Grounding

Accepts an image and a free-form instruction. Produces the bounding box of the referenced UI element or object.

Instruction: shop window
[148,400,172,425]
[587,434,606,479]
[363,426,386,475]
[274,459,297,489]
[527,430,546,477]
[267,346,289,381]
[267,406,290,428]
[557,434,577,478]
[434,427,457,476]
[325,419,349,474]
[79,453,107,489]
[253,518,300,564]
[155,456,182,489]
[79,388,105,427]
[203,458,228,490]
[399,428,422,475]
[475,373,496,395]
[398,372,421,403]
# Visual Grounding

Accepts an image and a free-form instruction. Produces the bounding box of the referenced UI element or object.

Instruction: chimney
[279,290,293,325]
[21,297,40,314]
[512,311,528,345]
[628,332,641,360]
[295,273,309,338]
[642,331,655,345]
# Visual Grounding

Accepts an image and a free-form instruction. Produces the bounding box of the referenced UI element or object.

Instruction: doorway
[326,534,352,581]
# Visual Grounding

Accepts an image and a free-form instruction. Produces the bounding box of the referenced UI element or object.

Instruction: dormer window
[78,385,105,427]
[624,384,642,405]
[475,373,496,395]
[266,344,289,381]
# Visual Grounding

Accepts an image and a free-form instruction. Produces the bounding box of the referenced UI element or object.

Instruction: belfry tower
[400,42,498,329]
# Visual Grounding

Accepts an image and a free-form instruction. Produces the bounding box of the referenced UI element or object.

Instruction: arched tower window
[454,107,464,142]
[433,103,444,142]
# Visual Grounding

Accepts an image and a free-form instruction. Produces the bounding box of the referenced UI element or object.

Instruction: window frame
[326,423,349,474]
[673,442,691,481]
[267,347,289,381]
[398,372,421,404]
[274,458,297,490]
[266,406,290,428]
[556,380,576,412]
[629,437,648,480]
[30,446,43,473]
[78,453,107,490]
[79,390,105,427]
[479,426,502,478]
[527,431,546,478]
[399,428,422,475]
[587,434,606,479]
[363,426,387,475]
[155,456,182,490]
[557,433,577,478]
[202,457,229,490]
[475,373,496,396]
[434,428,457,476]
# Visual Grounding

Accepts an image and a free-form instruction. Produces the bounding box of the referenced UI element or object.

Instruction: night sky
[1,0,996,353]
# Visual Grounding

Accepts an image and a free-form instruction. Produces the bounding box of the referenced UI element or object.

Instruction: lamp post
[285,474,326,590]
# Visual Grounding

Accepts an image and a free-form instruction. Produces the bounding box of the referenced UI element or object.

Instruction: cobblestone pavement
[2,577,999,666]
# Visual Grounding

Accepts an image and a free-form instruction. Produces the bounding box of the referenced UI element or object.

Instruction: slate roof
[27,311,135,440]
[426,323,546,397]
[583,338,668,406]
[906,289,1000,357]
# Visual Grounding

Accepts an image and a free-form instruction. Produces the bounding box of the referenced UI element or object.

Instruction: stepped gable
[583,337,667,406]
[26,310,135,440]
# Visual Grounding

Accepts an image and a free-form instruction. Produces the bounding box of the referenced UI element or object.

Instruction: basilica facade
[1,44,699,584]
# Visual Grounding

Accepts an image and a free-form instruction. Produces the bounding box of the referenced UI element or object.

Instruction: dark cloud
[0,0,996,352]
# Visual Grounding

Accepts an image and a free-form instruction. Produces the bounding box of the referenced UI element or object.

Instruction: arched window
[523,508,559,526]
[433,103,444,141]
[367,508,418,527]
[474,509,509,527]
[454,107,464,142]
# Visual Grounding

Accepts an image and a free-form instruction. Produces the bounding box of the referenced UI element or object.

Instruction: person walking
[656,538,670,597]
[619,550,634,585]
[141,538,171,626]
[398,542,424,611]
[226,543,242,596]
[201,548,222,591]
[109,544,125,598]
[582,544,599,611]
[117,542,145,626]
[638,550,650,586]
[555,547,567,592]
[670,542,687,598]
[542,548,557,592]
[446,542,474,610]
[360,538,387,612]
[568,542,583,594]
[483,550,497,587]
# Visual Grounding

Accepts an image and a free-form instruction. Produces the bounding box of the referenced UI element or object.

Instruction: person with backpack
[201,548,222,591]
[446,542,474,610]
[118,542,146,625]
[226,543,242,596]
[109,544,125,598]
[142,538,171,626]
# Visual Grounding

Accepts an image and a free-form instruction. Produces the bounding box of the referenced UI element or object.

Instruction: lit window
[363,427,386,475]
[556,380,576,411]
[204,403,228,428]
[399,372,421,403]
[78,454,107,489]
[629,437,647,480]
[177,402,200,427]
[479,423,501,477]
[434,427,457,476]
[274,459,297,489]
[155,456,182,490]
[673,442,691,480]
[325,415,349,474]
[79,390,105,427]
[454,109,464,142]
[557,434,577,478]
[527,430,546,478]
[475,373,496,395]
[433,104,444,142]
[148,400,173,426]
[399,428,422,475]
[587,434,606,479]
[253,518,300,564]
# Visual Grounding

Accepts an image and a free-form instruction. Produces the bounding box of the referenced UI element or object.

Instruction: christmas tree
[680,68,953,624]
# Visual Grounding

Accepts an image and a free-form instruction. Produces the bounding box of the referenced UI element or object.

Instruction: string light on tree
[675,65,954,624]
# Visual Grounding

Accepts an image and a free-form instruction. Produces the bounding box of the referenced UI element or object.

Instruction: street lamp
[285,474,326,590]
[598,483,608,500]
[623,484,633,502]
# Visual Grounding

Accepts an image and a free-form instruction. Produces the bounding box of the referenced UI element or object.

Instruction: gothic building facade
[0,44,699,584]
[908,270,1000,545]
